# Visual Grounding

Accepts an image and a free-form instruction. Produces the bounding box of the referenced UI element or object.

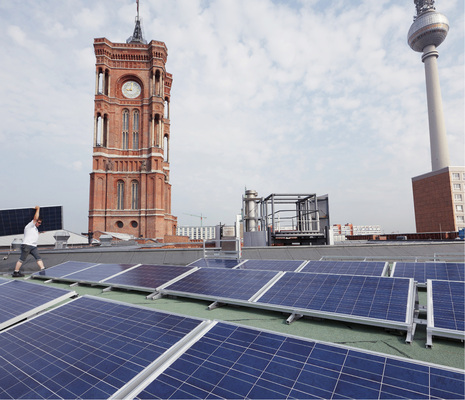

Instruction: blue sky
[0,0,463,234]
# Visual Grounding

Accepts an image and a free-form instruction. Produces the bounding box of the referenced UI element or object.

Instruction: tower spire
[127,0,147,44]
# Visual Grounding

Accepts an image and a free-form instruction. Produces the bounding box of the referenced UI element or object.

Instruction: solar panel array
[427,280,465,347]
[160,269,415,339]
[1,296,463,400]
[32,261,195,293]
[256,273,412,324]
[0,206,63,235]
[135,322,464,400]
[102,264,195,291]
[0,279,76,330]
[392,262,465,285]
[0,296,203,399]
[31,259,463,346]
[163,268,279,301]
[301,260,388,276]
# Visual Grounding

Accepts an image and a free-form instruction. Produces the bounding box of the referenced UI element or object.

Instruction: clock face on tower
[122,81,141,98]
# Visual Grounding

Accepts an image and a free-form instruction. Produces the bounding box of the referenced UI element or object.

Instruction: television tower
[408,0,450,171]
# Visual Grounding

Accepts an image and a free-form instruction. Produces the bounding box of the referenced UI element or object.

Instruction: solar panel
[31,261,99,280]
[300,260,388,276]
[101,264,196,291]
[255,272,415,337]
[133,321,465,400]
[0,296,204,399]
[161,268,279,301]
[187,258,241,268]
[54,263,137,283]
[0,279,76,330]
[426,280,465,347]
[392,262,465,285]
[239,259,305,272]
[0,206,62,235]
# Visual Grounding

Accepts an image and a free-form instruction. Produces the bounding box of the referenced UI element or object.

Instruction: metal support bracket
[286,313,303,325]
[208,301,226,311]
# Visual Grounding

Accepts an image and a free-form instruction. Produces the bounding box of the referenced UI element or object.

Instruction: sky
[0,0,463,235]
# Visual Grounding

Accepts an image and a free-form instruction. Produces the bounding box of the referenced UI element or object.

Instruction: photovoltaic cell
[188,258,240,268]
[0,279,76,330]
[0,296,203,399]
[32,261,99,280]
[392,262,465,284]
[135,322,465,400]
[300,260,388,276]
[239,259,305,272]
[102,264,195,291]
[427,280,465,346]
[256,272,412,324]
[162,268,279,301]
[0,206,62,235]
[58,263,137,283]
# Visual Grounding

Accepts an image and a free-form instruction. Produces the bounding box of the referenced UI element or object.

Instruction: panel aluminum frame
[426,279,465,348]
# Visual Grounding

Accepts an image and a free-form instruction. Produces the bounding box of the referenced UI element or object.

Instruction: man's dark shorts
[19,244,41,262]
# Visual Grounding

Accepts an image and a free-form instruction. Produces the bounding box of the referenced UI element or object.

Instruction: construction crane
[183,213,207,227]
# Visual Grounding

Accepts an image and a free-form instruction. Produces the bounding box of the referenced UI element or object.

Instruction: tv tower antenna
[408,0,450,171]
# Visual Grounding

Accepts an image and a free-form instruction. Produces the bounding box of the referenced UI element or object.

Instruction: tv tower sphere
[408,4,449,52]
[407,0,450,172]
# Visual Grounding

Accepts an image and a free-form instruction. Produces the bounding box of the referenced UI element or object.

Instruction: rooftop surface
[1,241,464,373]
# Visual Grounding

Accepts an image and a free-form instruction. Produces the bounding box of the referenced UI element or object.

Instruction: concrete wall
[1,241,463,274]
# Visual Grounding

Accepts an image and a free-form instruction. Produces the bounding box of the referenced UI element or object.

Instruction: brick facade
[412,167,465,232]
[88,37,177,240]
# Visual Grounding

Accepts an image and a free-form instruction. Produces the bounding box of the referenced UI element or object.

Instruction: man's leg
[14,259,23,272]
[37,259,45,270]
[13,245,29,276]
[30,247,45,271]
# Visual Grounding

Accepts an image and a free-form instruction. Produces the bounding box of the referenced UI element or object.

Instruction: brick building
[412,166,465,233]
[88,15,177,240]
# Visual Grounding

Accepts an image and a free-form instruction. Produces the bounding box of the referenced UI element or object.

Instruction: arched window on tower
[164,135,169,162]
[155,70,161,96]
[164,98,169,119]
[117,180,125,210]
[97,69,103,94]
[104,70,109,95]
[131,180,139,210]
[95,113,102,146]
[102,114,108,147]
[132,110,139,150]
[122,109,129,150]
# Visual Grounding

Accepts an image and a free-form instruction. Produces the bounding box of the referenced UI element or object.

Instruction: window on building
[131,180,139,210]
[455,194,463,202]
[122,109,129,150]
[117,180,124,210]
[452,172,461,180]
[456,205,464,212]
[453,183,461,190]
[133,110,139,150]
[457,215,465,223]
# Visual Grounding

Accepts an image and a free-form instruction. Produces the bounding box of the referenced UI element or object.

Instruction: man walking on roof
[12,206,46,277]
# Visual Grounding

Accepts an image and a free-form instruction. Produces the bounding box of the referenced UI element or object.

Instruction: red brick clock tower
[88,9,177,240]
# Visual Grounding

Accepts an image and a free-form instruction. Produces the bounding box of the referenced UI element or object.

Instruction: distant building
[332,224,382,240]
[176,226,216,240]
[412,166,465,232]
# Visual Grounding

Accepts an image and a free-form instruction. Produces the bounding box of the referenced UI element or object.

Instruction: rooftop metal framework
[243,192,330,246]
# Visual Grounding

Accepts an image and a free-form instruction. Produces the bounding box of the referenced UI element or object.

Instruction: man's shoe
[39,268,46,275]
[12,271,24,277]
